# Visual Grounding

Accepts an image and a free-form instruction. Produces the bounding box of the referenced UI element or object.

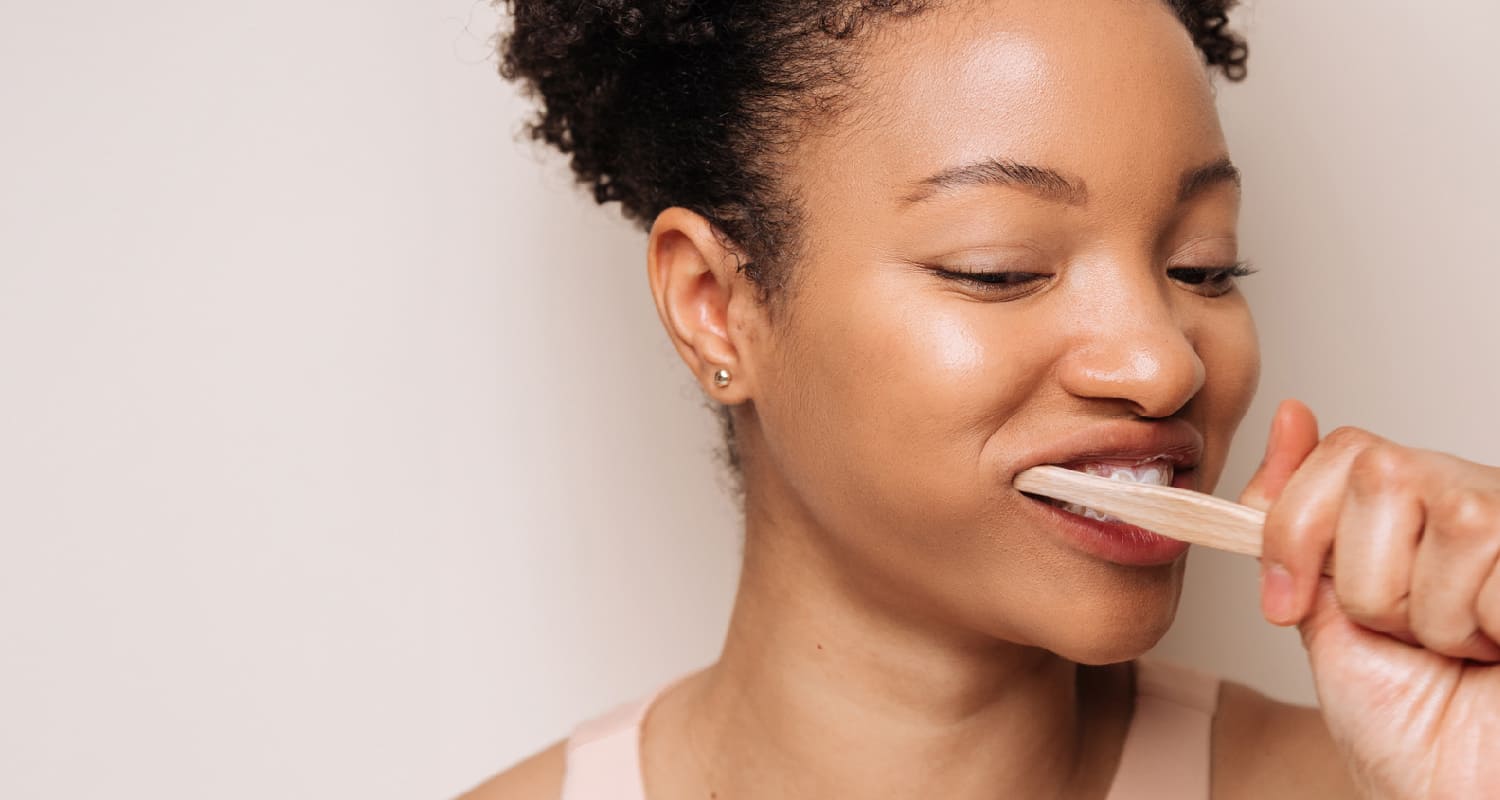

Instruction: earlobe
[646,207,754,403]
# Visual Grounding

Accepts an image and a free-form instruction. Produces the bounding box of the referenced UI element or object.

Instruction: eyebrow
[900,158,1087,206]
[1178,157,1241,202]
[899,156,1241,207]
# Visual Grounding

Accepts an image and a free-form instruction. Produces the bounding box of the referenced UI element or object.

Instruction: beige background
[1,1,1495,797]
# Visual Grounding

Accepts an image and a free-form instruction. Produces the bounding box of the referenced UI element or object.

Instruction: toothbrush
[1014,465,1333,575]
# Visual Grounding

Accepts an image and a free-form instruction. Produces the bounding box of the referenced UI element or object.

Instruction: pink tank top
[559,658,1219,800]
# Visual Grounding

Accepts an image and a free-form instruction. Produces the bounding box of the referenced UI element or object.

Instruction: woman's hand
[1239,398,1500,799]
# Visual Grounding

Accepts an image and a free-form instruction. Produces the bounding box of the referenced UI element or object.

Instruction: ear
[646,207,759,404]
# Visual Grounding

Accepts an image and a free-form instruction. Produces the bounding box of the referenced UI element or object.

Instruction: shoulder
[1210,679,1357,800]
[455,739,567,800]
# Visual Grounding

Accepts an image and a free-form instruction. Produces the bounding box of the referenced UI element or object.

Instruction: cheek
[879,304,1057,441]
[842,293,1040,438]
[925,310,985,374]
[771,281,1053,502]
[1206,306,1260,417]
[1192,305,1261,483]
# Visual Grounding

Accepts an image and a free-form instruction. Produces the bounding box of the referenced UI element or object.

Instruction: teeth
[1061,501,1122,522]
[1055,459,1174,522]
[1076,460,1174,486]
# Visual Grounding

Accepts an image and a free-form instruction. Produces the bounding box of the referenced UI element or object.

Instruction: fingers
[1239,398,1321,513]
[1259,426,1372,626]
[1247,402,1500,665]
[1410,488,1500,661]
[1332,445,1424,638]
[1240,398,1325,626]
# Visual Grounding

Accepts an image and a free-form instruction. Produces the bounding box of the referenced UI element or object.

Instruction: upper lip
[1011,419,1204,480]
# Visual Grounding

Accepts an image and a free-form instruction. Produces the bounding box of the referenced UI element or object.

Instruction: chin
[1051,614,1176,665]
[1004,565,1184,665]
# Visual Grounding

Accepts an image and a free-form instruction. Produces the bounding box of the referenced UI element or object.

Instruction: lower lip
[1020,486,1191,567]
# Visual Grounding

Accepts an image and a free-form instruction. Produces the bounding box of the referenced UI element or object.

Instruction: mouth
[1028,457,1178,522]
[1019,465,1191,566]
[1012,422,1203,567]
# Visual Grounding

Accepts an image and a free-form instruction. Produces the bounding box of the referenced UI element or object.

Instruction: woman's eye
[933,268,1050,297]
[1167,262,1257,297]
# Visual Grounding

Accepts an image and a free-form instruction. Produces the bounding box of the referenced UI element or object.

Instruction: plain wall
[1,1,1495,797]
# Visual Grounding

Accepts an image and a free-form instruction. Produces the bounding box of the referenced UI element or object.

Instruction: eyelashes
[1166,262,1257,297]
[932,261,1257,299]
[940,270,1049,287]
[930,268,1051,300]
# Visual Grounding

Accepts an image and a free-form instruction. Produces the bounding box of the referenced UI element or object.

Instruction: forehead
[797,0,1227,213]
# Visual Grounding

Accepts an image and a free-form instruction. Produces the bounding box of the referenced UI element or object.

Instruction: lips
[1013,418,1204,492]
[1012,419,1204,566]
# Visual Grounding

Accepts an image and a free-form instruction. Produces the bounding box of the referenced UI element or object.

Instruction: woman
[473,0,1500,797]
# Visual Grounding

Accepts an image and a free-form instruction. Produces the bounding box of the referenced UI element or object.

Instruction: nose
[1055,275,1205,418]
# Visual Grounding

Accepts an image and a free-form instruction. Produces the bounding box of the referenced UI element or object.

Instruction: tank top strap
[1104,657,1221,800]
[559,676,682,800]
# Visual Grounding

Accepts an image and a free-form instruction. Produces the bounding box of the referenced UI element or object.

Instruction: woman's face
[745,0,1259,662]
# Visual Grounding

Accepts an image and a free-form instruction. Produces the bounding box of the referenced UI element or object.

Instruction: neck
[644,479,1133,800]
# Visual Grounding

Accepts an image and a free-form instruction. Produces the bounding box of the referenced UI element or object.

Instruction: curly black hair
[499,0,1247,484]
[500,0,1246,295]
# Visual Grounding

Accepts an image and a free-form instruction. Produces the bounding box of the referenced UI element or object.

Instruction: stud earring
[712,368,732,388]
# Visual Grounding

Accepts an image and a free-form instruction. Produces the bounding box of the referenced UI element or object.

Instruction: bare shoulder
[1210,680,1357,800]
[455,739,567,800]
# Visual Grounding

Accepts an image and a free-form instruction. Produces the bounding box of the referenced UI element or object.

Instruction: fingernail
[1260,562,1294,625]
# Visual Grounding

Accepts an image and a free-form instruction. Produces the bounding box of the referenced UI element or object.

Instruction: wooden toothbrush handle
[1014,465,1334,576]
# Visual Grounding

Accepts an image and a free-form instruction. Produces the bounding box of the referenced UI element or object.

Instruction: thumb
[1238,397,1321,512]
